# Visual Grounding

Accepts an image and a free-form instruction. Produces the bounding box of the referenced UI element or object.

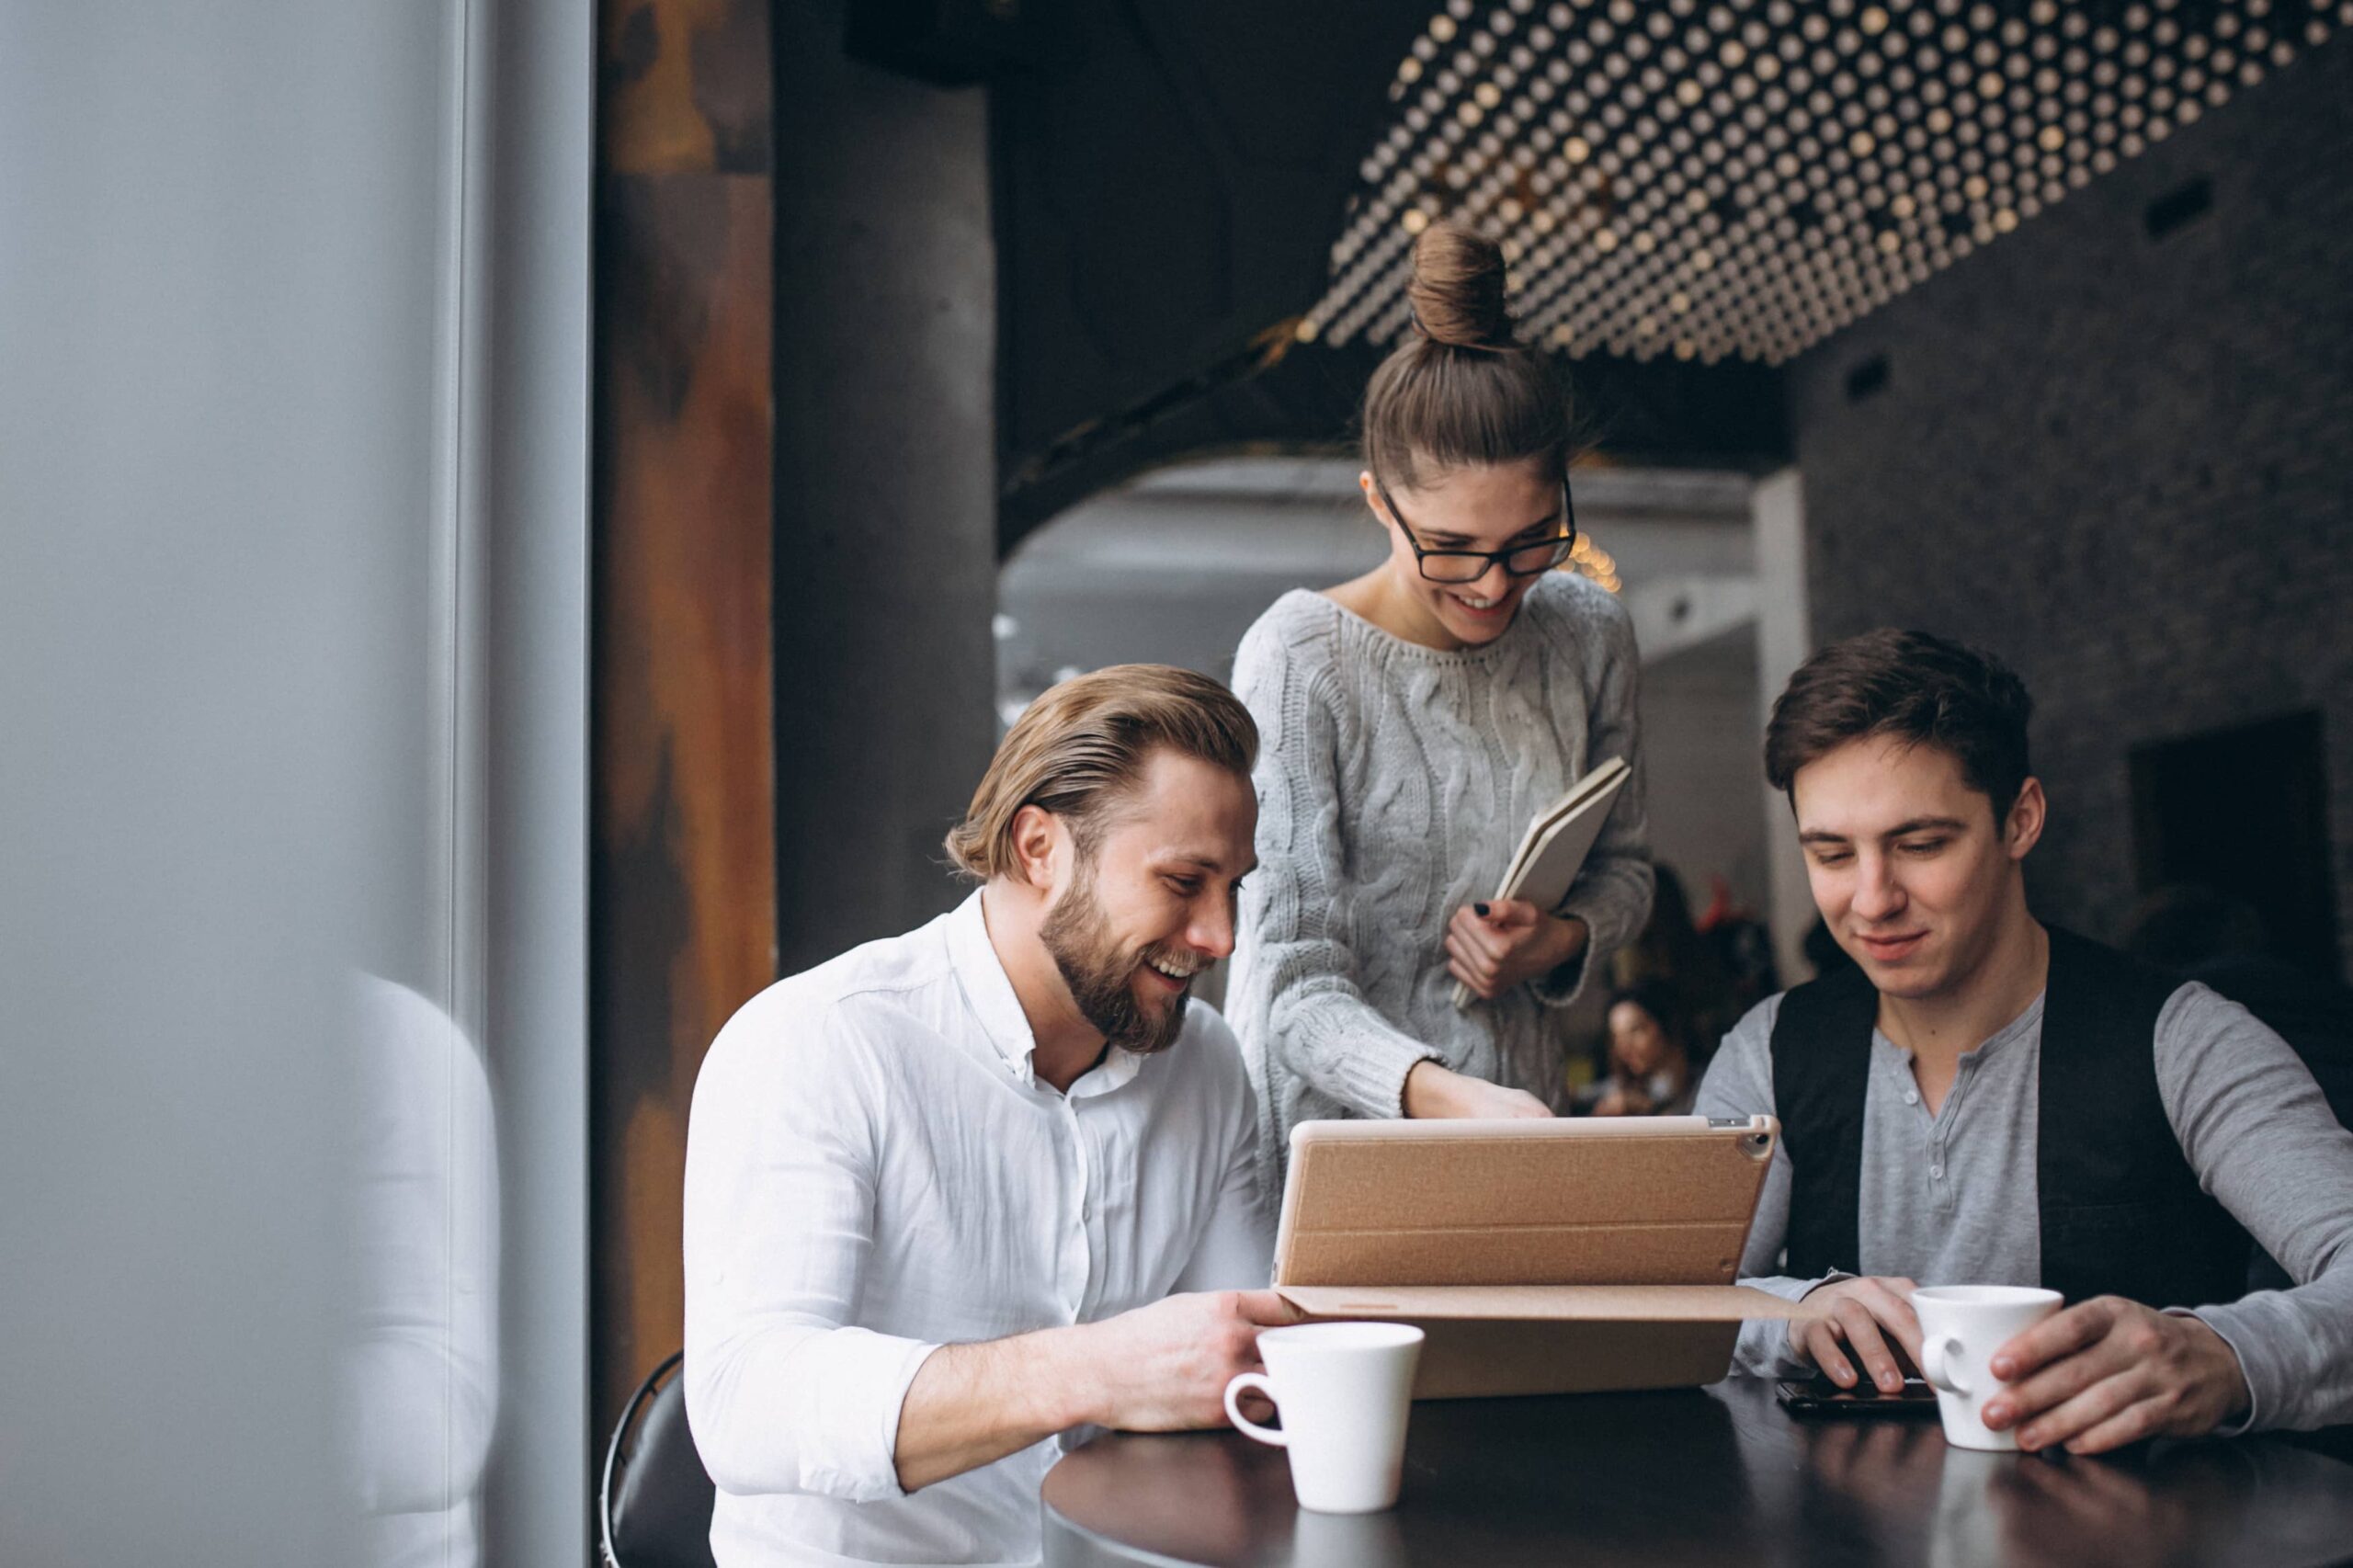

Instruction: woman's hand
[1403,1061,1552,1119]
[1445,902,1588,1000]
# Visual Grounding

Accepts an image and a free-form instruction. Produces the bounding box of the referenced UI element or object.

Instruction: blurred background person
[1610,865,1745,1063]
[1802,915,1859,983]
[1581,980,1704,1117]
[1691,871,1784,1024]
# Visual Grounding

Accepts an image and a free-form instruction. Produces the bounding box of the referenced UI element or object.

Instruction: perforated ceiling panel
[1307,0,2347,363]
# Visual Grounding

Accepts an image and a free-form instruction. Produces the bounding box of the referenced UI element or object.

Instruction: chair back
[600,1350,719,1568]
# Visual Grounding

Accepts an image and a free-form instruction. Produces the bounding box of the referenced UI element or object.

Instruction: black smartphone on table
[1776,1375,1940,1416]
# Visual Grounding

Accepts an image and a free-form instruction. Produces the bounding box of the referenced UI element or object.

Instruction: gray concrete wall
[771,1,1000,971]
[1786,40,2353,978]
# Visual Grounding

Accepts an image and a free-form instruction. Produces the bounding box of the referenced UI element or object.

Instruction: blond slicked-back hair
[945,664,1257,882]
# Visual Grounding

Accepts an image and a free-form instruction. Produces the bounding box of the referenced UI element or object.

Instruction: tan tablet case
[1271,1115,1814,1399]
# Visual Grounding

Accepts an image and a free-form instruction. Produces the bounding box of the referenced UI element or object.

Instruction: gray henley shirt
[1695,979,2353,1433]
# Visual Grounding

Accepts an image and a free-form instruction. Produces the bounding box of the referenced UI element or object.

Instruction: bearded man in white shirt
[684,664,1296,1568]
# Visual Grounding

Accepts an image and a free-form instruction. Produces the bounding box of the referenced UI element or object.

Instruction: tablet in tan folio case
[1271,1115,1818,1399]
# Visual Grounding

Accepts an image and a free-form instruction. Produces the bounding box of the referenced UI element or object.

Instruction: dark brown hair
[1362,222,1573,490]
[1764,629,2034,818]
[945,664,1257,881]
[1608,979,1699,1061]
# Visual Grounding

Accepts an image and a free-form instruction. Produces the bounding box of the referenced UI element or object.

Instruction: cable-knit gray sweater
[1228,573,1654,1198]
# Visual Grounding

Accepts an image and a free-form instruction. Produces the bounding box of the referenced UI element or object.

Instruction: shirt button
[1930,1165,1945,1179]
[1904,1090,1919,1106]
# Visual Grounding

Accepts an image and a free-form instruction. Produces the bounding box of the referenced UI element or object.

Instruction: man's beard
[1038,864,1191,1056]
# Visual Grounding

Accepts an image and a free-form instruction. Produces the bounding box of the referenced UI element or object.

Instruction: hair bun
[1407,222,1516,350]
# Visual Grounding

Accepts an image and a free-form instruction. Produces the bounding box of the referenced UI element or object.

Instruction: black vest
[1769,926,2248,1306]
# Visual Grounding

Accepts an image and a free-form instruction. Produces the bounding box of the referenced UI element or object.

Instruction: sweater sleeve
[1538,584,1654,1007]
[1234,619,1443,1119]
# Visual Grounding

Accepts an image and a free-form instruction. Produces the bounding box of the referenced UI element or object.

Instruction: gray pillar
[1751,468,1815,985]
[477,0,593,1560]
[771,5,1000,971]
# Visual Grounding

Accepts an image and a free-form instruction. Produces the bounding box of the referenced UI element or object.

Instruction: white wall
[1640,627,1775,921]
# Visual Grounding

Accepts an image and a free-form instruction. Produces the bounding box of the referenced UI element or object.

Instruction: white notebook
[1450,755,1631,1008]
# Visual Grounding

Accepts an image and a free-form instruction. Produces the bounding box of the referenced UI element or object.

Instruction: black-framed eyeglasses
[1374,475,1579,584]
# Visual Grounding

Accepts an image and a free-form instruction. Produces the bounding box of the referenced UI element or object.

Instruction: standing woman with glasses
[1229,222,1652,1191]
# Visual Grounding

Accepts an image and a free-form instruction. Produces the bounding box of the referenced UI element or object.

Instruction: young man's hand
[1793,1276,1923,1392]
[1445,903,1588,999]
[1071,1290,1305,1431]
[1978,1296,2250,1454]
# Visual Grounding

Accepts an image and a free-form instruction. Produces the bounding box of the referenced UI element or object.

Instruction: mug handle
[1223,1371,1286,1447]
[1921,1335,1971,1397]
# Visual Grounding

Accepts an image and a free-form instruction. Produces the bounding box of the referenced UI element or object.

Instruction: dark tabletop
[1041,1379,2353,1568]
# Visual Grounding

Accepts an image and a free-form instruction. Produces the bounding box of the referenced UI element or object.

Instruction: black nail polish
[1473,903,1490,917]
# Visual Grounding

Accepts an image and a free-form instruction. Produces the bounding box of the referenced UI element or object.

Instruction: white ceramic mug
[1913,1285,2063,1450]
[1222,1322,1425,1513]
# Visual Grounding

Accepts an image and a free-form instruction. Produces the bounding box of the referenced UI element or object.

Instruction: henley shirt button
[1930,1165,1944,1179]
[1904,1090,1919,1106]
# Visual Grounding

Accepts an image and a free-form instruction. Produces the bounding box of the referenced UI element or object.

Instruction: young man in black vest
[1698,630,2353,1453]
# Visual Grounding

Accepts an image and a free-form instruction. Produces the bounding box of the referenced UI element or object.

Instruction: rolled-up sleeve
[683,999,940,1501]
[1234,628,1440,1119]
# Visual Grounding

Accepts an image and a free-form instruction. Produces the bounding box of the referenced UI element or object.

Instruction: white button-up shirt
[683,892,1273,1567]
